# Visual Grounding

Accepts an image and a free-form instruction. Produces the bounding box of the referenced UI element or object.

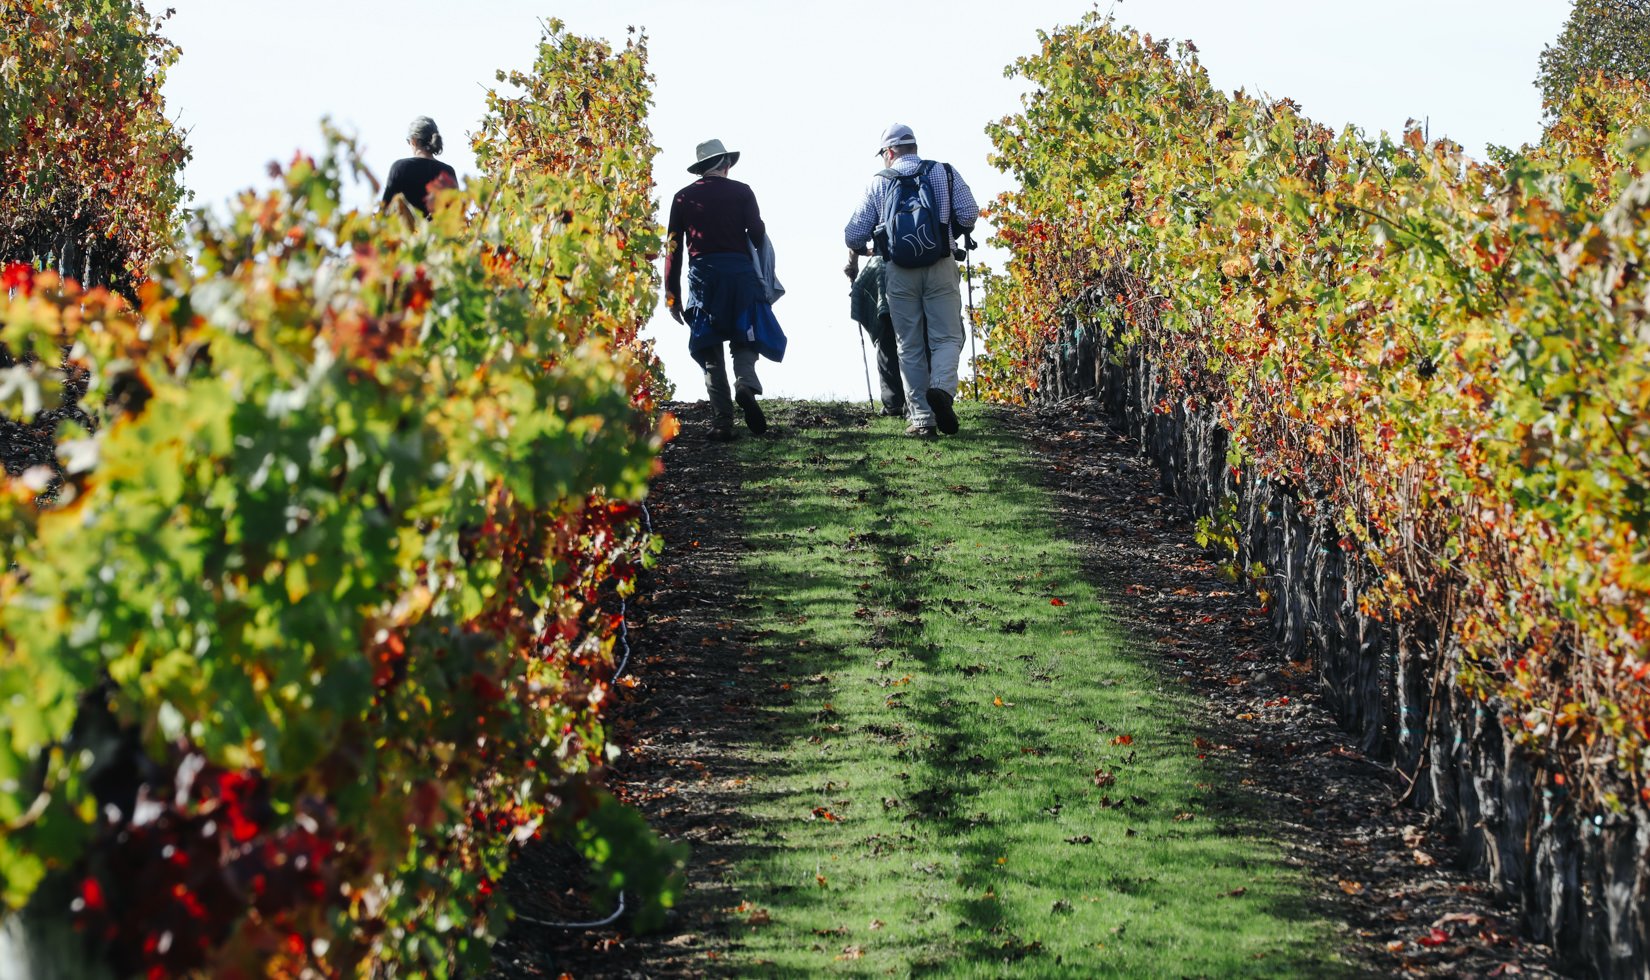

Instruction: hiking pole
[963,233,980,401]
[856,311,877,410]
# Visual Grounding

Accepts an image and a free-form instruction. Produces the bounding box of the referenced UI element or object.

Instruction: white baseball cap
[876,123,917,155]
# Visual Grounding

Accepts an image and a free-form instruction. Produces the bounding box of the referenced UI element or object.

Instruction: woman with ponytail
[382,116,457,216]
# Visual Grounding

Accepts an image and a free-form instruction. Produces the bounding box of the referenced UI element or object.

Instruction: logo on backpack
[875,161,949,268]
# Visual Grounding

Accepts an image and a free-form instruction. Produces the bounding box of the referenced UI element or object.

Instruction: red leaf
[2,262,33,296]
[79,877,106,912]
[1049,597,1066,606]
[1417,928,1450,947]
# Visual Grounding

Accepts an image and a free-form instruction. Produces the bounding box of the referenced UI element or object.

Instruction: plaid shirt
[844,155,979,253]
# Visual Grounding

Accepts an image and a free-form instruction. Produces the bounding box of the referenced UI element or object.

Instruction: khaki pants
[697,339,761,426]
[884,256,964,427]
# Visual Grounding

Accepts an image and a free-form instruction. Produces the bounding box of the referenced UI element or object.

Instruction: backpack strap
[942,162,957,244]
[879,160,935,181]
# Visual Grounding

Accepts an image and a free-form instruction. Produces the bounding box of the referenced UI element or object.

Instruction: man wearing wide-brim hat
[665,138,786,440]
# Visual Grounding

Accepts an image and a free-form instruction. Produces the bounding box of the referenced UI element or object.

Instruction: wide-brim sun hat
[876,123,917,155]
[688,138,740,174]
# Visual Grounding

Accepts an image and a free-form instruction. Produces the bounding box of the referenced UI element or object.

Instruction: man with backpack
[848,253,911,417]
[843,123,979,438]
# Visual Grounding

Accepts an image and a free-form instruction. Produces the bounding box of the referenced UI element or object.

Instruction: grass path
[709,402,1345,977]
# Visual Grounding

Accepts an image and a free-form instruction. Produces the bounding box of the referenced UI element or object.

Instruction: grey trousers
[697,339,761,425]
[884,256,964,426]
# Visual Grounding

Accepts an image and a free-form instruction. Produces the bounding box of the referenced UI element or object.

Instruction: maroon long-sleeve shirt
[665,175,765,306]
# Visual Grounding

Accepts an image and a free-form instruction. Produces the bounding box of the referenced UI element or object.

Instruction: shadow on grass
[696,402,1353,978]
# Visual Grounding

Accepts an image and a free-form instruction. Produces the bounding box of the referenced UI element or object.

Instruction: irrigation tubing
[608,499,652,683]
[514,889,628,931]
[522,500,653,931]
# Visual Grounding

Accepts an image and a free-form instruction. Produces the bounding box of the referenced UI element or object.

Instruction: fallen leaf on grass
[1173,812,1196,822]
[868,919,885,931]
[838,945,865,961]
[1228,887,1247,897]
[747,908,772,926]
[809,807,841,822]
[1339,880,1365,895]
[1093,769,1116,788]
[1110,734,1134,746]
[1050,597,1067,606]
[1065,835,1094,845]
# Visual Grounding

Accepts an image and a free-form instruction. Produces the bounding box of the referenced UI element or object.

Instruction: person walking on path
[666,139,785,441]
[847,253,912,417]
[382,116,458,217]
[843,123,978,438]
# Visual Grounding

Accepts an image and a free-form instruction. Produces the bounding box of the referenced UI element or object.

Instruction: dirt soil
[489,399,1565,979]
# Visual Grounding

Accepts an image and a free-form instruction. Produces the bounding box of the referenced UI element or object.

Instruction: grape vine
[983,13,1650,816]
[0,19,681,978]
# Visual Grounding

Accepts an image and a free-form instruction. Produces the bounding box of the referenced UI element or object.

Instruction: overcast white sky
[158,0,1573,403]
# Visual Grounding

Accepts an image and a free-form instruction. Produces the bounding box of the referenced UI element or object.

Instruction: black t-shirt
[382,157,457,215]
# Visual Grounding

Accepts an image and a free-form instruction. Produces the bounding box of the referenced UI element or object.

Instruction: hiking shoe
[927,388,959,434]
[707,423,735,442]
[905,423,937,439]
[735,387,767,434]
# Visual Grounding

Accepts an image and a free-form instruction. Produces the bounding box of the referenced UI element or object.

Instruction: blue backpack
[876,161,951,268]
